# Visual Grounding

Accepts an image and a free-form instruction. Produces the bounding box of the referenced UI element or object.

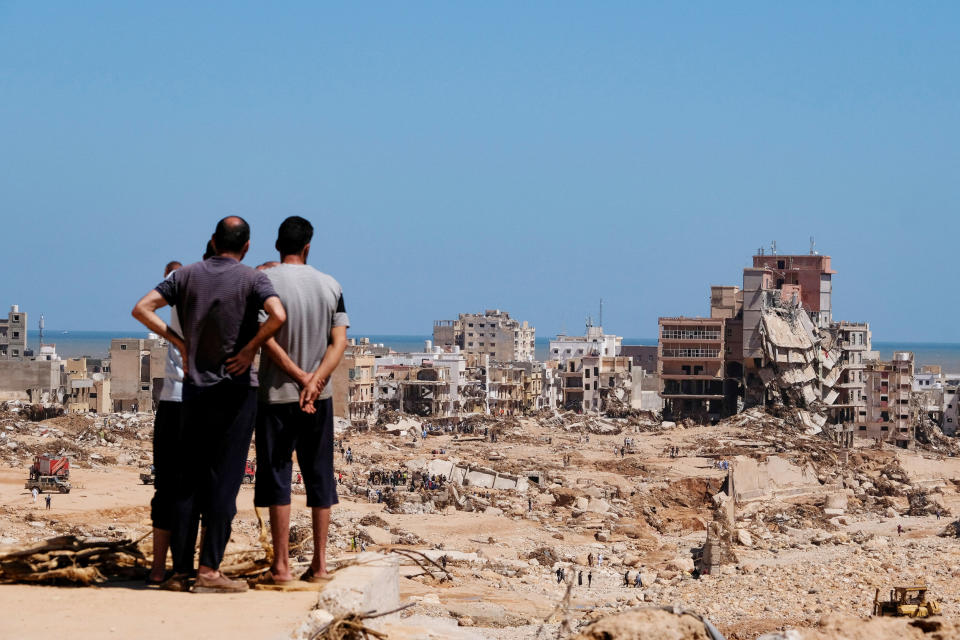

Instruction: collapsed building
[658,248,919,445]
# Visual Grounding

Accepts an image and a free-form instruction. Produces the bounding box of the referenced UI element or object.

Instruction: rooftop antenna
[38,314,44,350]
[809,236,817,255]
[770,240,777,255]
[599,298,603,329]
[759,246,764,256]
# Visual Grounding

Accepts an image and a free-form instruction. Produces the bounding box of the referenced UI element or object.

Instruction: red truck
[26,455,72,494]
[30,454,70,479]
[242,460,256,484]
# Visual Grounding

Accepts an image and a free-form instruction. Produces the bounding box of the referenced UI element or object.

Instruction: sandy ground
[2,411,960,639]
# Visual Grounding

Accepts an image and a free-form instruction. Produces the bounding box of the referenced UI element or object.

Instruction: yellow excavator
[873,585,941,618]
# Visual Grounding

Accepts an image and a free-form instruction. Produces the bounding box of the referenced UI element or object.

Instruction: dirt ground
[2,409,960,639]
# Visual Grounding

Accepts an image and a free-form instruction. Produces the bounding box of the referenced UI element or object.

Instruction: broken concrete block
[586,498,610,514]
[360,525,395,546]
[315,552,399,617]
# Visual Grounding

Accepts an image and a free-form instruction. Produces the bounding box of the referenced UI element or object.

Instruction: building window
[141,385,149,391]
[121,344,127,350]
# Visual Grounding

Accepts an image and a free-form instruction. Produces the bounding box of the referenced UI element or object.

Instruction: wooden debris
[0,535,146,585]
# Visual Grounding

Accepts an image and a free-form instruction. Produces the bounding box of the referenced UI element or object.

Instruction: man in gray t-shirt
[253,216,348,585]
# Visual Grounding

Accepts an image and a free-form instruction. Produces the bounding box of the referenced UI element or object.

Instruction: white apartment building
[549,323,621,365]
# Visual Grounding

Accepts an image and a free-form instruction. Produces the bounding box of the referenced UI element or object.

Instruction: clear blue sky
[1,2,957,342]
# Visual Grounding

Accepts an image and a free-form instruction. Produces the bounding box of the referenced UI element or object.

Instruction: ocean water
[37,332,960,374]
[32,330,149,359]
[873,342,960,374]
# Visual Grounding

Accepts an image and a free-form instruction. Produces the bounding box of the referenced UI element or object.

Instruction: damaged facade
[861,351,916,447]
[658,249,920,445]
[432,309,535,364]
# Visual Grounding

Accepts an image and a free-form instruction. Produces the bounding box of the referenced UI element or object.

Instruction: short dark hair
[164,261,182,276]
[203,241,215,260]
[276,216,314,257]
[213,216,250,254]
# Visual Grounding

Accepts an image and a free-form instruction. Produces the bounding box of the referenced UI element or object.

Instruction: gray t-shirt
[259,264,349,404]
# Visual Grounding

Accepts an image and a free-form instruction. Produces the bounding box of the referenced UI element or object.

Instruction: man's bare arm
[300,325,348,410]
[225,296,286,375]
[262,337,310,388]
[131,291,186,369]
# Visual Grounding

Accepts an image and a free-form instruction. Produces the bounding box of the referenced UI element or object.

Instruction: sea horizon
[27,330,960,373]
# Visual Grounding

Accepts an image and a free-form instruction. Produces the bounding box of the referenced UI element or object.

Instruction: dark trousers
[151,400,181,530]
[170,382,257,573]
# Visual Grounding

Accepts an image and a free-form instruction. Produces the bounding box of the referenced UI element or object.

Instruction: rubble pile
[1,398,959,639]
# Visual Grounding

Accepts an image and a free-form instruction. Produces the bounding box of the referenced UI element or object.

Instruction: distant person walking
[133,216,286,593]
[254,216,349,584]
[578,570,583,586]
[634,572,643,588]
[32,487,38,503]
[623,570,630,587]
[45,494,51,510]
[588,571,592,588]
[147,259,184,586]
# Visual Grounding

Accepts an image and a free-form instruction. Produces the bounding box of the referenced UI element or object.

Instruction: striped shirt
[155,256,278,393]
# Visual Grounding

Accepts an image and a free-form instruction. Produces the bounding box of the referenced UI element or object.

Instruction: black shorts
[151,400,182,530]
[254,398,338,509]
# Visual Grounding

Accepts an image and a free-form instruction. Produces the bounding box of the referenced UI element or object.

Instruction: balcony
[660,330,721,341]
[660,348,721,359]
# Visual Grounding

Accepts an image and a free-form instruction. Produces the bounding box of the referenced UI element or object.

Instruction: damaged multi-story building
[912,366,960,436]
[433,309,535,365]
[108,336,167,412]
[559,355,634,414]
[330,343,376,423]
[861,351,916,447]
[659,247,898,438]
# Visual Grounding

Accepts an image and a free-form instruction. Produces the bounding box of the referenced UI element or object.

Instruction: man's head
[164,261,182,277]
[275,216,313,259]
[211,216,250,258]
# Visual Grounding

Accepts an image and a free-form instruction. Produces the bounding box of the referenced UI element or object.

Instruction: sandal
[192,572,249,593]
[300,567,333,583]
[145,570,172,586]
[249,570,297,586]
